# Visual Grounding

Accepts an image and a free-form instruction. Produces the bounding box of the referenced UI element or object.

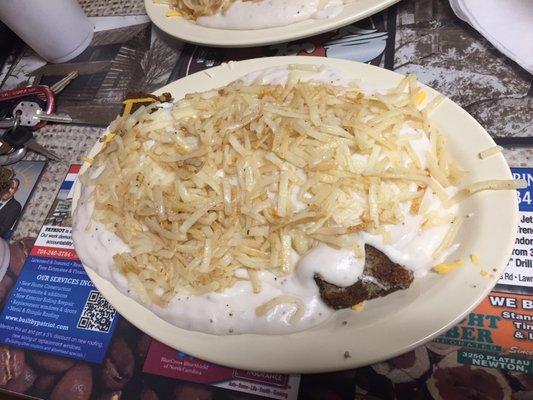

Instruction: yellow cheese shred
[416,90,427,105]
[122,98,156,116]
[104,133,117,143]
[122,102,133,116]
[432,259,463,274]
[352,302,365,312]
[123,98,157,104]
[470,252,480,265]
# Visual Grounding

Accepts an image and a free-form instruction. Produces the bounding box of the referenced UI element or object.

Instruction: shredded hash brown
[155,0,254,19]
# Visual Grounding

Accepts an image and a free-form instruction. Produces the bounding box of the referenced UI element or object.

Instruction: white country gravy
[196,0,345,30]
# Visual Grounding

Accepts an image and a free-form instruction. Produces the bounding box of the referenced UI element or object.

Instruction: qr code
[77,290,116,333]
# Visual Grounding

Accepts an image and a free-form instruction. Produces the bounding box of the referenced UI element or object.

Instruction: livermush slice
[314,244,414,310]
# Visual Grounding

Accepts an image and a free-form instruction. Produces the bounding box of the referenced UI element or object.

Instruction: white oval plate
[144,0,400,47]
[73,57,518,373]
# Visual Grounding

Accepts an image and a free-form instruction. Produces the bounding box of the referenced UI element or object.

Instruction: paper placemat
[78,0,146,17]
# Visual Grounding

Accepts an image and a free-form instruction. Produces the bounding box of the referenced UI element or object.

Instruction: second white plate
[145,0,400,47]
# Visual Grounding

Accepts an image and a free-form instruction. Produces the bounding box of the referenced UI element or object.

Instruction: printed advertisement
[143,340,300,400]
[500,168,533,288]
[434,292,532,372]
[0,165,118,363]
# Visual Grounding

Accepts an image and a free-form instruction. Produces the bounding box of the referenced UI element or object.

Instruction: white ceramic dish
[72,57,518,373]
[144,0,400,47]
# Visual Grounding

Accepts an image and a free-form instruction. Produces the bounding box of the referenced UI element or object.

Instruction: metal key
[2,116,61,162]
[0,101,72,128]
[0,71,77,130]
[25,138,62,161]
[50,71,78,95]
[9,102,72,127]
[34,109,72,123]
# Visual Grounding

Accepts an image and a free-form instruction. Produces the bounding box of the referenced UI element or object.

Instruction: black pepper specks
[342,321,347,326]
[344,351,351,359]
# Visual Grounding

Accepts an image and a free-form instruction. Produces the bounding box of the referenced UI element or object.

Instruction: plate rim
[144,0,401,47]
[72,56,518,373]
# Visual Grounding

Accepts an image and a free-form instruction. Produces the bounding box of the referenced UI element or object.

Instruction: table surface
[0,0,531,399]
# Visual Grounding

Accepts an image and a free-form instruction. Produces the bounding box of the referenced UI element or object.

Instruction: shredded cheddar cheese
[123,98,158,105]
[165,10,182,17]
[352,302,365,312]
[122,98,157,116]
[122,102,133,116]
[104,133,117,144]
[432,259,463,274]
[416,90,427,105]
[470,252,480,265]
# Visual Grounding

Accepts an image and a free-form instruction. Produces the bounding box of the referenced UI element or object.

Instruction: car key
[2,124,33,147]
[2,123,61,161]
